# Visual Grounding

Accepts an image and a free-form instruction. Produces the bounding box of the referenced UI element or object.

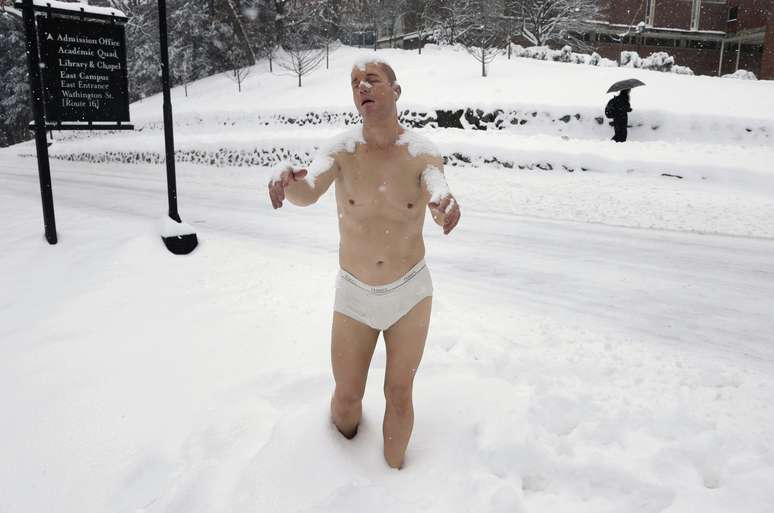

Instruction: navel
[407,203,414,209]
[376,260,384,266]
[348,199,355,205]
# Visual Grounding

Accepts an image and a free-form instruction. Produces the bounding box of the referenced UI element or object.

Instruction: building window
[691,0,702,31]
[645,0,656,26]
[645,37,679,48]
[728,6,738,22]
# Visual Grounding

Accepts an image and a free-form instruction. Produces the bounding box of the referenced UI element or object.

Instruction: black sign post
[22,0,57,244]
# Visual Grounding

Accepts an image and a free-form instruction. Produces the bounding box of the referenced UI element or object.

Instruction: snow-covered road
[3,155,772,366]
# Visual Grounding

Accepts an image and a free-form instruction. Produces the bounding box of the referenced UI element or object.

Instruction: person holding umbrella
[605,79,645,143]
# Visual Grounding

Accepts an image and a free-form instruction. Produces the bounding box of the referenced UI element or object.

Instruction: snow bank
[723,69,758,80]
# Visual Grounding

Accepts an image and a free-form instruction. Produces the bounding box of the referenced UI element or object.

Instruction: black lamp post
[157,0,198,255]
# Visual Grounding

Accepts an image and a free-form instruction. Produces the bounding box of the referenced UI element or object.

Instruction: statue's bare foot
[335,421,359,439]
[330,397,359,439]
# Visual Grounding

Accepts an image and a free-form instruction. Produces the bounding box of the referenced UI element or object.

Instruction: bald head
[377,62,397,85]
[353,58,398,85]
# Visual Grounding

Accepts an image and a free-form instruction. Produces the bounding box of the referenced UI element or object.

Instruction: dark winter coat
[606,92,632,142]
[605,93,632,124]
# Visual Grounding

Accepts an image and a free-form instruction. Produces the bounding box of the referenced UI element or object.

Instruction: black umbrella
[607,78,646,93]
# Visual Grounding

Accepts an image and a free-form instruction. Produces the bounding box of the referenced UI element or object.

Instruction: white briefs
[334,259,433,331]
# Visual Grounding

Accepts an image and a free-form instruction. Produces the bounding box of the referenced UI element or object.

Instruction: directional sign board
[37,16,129,123]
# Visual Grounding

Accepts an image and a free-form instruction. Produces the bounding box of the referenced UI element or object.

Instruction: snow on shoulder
[307,126,365,182]
[398,129,440,159]
[26,0,127,18]
[307,127,439,185]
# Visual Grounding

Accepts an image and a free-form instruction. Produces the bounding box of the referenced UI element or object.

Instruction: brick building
[379,1,774,79]
[588,0,774,79]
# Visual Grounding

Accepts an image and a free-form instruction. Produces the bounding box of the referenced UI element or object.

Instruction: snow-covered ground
[1,45,774,513]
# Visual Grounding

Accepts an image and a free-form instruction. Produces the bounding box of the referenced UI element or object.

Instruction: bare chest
[335,147,425,221]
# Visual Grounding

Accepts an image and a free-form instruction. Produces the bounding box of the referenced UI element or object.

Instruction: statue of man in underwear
[267,59,461,469]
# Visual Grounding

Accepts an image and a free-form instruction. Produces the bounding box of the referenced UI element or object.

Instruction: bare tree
[423,0,476,45]
[277,10,326,87]
[213,20,252,91]
[223,41,253,92]
[171,45,194,96]
[507,0,606,51]
[459,0,505,77]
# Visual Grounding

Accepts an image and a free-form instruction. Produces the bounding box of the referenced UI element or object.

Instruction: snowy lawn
[1,152,773,513]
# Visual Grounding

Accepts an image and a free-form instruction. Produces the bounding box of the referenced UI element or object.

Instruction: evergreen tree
[0,6,31,147]
[169,0,218,93]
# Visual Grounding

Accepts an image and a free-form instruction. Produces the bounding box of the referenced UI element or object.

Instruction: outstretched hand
[428,195,461,235]
[268,167,308,209]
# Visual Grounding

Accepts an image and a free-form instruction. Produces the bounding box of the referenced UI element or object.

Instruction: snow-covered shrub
[723,69,758,80]
[620,50,694,75]
[561,45,591,64]
[641,51,674,72]
[523,45,554,61]
[510,44,616,67]
[619,51,642,68]
[672,65,695,75]
[559,45,573,62]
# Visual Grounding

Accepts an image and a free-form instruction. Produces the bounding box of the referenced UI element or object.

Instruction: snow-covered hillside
[8,45,773,192]
[1,45,773,513]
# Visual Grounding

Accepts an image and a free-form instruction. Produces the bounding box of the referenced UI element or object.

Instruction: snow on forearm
[268,161,293,186]
[422,165,451,205]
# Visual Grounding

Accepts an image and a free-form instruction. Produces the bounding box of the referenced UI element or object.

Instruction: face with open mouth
[351,63,398,117]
